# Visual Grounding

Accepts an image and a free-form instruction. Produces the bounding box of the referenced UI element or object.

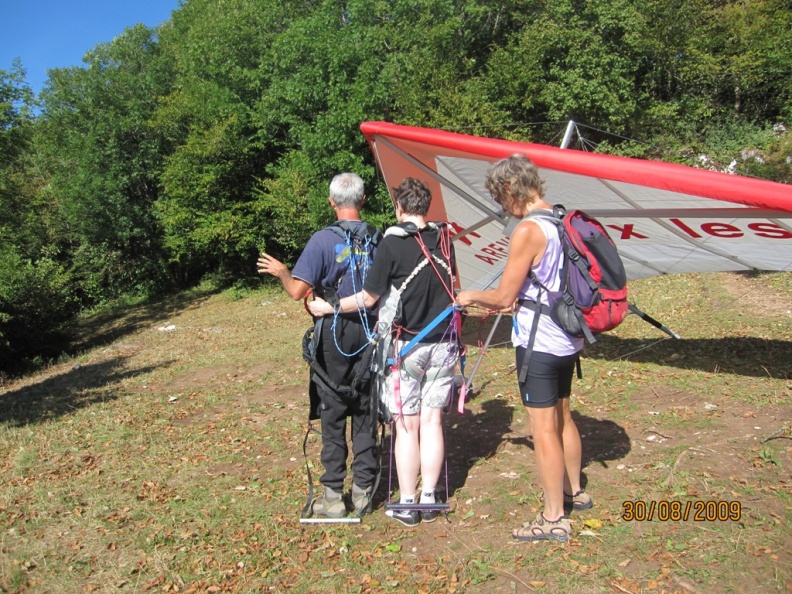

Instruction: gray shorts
[384,341,458,416]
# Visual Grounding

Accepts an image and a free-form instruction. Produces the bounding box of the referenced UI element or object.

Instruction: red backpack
[517,205,629,382]
[527,205,629,343]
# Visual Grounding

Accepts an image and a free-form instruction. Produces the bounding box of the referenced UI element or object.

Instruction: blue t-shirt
[292,221,378,306]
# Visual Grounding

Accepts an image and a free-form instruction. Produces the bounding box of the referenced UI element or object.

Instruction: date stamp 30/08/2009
[621,500,742,522]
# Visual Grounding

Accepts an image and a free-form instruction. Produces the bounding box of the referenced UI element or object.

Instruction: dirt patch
[719,271,792,318]
[152,362,281,395]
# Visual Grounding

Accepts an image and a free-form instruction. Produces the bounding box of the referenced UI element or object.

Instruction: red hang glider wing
[361,121,792,290]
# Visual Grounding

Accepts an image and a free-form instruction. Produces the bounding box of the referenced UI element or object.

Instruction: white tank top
[511,217,584,355]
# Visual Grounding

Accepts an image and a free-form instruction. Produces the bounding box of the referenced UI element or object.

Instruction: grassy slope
[1,272,790,593]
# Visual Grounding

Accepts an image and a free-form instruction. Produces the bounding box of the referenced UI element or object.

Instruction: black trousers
[315,316,378,491]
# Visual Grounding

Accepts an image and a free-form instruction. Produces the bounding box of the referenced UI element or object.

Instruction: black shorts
[515,347,579,409]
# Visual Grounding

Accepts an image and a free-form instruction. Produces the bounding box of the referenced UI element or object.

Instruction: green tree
[702,0,792,124]
[38,24,174,300]
[151,0,303,283]
[0,63,41,255]
[0,66,75,371]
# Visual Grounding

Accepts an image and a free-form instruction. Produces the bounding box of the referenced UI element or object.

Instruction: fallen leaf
[584,518,604,530]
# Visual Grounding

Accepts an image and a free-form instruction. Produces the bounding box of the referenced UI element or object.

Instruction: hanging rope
[332,229,378,357]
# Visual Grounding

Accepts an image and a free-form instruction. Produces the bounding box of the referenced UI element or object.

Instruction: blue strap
[386,304,456,365]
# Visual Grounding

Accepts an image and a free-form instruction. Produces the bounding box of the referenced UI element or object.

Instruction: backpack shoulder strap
[327,220,382,245]
[384,222,417,238]
[521,206,564,291]
[523,205,564,224]
[320,220,381,304]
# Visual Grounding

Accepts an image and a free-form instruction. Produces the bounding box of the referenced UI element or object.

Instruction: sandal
[512,513,570,543]
[564,489,593,511]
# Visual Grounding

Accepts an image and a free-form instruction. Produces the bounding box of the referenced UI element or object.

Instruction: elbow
[491,291,517,311]
[288,287,308,301]
[364,292,379,309]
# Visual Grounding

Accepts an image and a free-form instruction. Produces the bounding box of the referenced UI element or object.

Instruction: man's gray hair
[329,173,365,209]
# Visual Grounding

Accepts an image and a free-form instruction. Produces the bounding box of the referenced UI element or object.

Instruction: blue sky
[1,0,182,96]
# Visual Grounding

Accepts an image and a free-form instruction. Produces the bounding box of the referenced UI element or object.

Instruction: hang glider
[361,121,792,291]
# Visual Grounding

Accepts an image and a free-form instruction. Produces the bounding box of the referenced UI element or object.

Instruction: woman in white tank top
[456,154,590,543]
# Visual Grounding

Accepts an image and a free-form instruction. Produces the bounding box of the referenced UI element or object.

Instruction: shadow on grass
[463,314,790,380]
[444,397,518,497]
[588,334,792,379]
[0,288,220,381]
[372,399,515,507]
[573,411,632,470]
[441,400,631,498]
[67,290,218,356]
[0,357,170,427]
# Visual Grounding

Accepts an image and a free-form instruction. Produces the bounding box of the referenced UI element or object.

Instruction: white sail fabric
[361,122,792,289]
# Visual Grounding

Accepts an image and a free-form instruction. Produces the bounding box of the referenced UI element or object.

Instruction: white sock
[400,493,415,504]
[421,490,435,504]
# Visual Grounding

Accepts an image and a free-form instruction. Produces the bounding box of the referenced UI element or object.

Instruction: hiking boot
[351,483,373,516]
[311,486,346,519]
[389,508,420,527]
[564,489,593,511]
[513,513,571,543]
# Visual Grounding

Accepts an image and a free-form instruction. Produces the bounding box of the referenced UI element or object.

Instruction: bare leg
[418,406,444,492]
[558,398,583,496]
[526,405,565,521]
[394,414,421,497]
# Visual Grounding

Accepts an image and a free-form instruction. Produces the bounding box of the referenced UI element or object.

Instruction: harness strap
[390,326,404,419]
[456,318,468,413]
[326,221,380,352]
[392,361,403,420]
[304,318,376,402]
[386,304,456,365]
[300,421,321,518]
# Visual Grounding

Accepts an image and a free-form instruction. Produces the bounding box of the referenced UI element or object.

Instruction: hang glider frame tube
[465,301,682,391]
[628,304,681,339]
[372,136,508,225]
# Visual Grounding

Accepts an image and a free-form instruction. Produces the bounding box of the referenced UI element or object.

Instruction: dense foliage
[1,0,790,371]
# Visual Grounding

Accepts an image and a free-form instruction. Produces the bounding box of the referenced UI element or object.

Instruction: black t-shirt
[364,224,456,341]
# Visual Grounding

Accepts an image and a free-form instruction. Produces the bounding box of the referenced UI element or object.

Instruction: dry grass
[1,272,790,593]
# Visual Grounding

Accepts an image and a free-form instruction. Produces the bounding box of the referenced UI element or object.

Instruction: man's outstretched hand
[257,253,288,279]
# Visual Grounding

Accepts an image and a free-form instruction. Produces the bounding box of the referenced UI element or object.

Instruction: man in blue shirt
[257,173,380,518]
